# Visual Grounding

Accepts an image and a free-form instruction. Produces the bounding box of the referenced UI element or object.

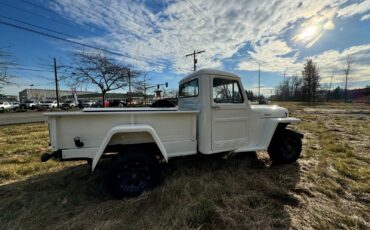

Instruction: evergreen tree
[302,59,320,102]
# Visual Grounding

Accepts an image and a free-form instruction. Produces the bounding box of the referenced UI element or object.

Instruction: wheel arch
[92,124,168,172]
[269,118,303,146]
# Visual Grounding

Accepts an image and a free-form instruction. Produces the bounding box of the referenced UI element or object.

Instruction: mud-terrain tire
[268,129,302,164]
[107,150,160,198]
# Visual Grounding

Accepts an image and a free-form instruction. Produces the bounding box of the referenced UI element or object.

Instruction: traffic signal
[165,82,168,88]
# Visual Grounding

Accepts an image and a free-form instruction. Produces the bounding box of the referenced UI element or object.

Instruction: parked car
[61,100,78,109]
[10,102,20,110]
[108,99,127,107]
[0,101,12,110]
[39,100,58,109]
[43,69,304,198]
[19,100,38,110]
[95,100,110,107]
[81,100,95,108]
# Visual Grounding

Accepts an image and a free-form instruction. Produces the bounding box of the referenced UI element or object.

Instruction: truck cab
[43,69,303,198]
[178,69,300,155]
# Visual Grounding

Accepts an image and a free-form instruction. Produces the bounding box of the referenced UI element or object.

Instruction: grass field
[0,102,369,229]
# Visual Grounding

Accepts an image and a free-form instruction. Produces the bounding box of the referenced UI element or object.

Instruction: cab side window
[213,78,244,103]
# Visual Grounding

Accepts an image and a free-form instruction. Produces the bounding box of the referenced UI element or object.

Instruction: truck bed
[45,108,199,159]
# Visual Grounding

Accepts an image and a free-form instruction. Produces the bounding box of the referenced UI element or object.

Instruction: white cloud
[44,0,370,87]
[48,0,349,72]
[238,38,301,73]
[361,13,370,20]
[239,41,370,84]
[310,44,370,83]
[337,0,370,18]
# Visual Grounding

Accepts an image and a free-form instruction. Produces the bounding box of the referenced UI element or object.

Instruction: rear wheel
[107,150,160,198]
[268,129,302,164]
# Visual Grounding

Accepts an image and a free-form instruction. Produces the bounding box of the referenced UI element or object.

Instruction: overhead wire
[0,1,100,36]
[1,1,193,74]
[0,14,75,38]
[0,20,167,68]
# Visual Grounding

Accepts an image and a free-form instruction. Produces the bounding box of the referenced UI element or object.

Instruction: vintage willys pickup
[43,69,303,197]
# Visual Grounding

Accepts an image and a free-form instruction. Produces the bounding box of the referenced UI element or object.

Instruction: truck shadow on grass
[0,152,300,229]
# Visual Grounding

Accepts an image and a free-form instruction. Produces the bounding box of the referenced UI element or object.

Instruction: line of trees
[275,55,359,103]
[275,59,320,102]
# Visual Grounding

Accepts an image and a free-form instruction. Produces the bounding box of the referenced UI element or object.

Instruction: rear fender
[91,124,168,172]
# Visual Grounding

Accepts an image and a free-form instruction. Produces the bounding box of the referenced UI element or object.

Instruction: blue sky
[1,0,370,96]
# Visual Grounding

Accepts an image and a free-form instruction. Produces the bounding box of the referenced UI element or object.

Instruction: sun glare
[298,26,320,41]
[293,16,335,48]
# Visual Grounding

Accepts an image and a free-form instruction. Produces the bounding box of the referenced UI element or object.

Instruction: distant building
[0,94,19,102]
[18,88,94,103]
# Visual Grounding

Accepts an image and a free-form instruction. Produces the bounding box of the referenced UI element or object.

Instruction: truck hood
[250,105,289,118]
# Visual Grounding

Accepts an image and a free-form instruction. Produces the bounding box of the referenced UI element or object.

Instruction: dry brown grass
[0,102,369,229]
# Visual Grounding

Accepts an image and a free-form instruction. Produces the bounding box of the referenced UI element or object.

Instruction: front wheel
[268,129,302,164]
[107,151,160,198]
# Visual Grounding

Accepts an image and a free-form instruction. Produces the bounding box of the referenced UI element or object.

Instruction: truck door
[211,77,248,152]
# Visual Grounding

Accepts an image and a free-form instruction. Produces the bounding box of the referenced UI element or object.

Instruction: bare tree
[0,50,13,86]
[135,73,155,106]
[343,55,352,103]
[64,52,139,107]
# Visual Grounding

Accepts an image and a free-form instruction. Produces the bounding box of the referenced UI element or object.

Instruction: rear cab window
[179,78,199,97]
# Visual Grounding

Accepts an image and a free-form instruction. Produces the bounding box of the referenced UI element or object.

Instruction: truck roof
[180,69,240,84]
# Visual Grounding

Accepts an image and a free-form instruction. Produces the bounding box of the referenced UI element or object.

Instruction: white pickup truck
[43,69,303,197]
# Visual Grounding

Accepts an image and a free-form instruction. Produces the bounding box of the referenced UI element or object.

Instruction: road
[0,112,47,125]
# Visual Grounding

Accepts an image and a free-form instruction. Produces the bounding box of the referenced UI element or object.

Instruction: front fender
[91,124,168,172]
[260,117,302,150]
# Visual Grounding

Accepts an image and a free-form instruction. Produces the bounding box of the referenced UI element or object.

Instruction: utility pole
[344,55,352,103]
[128,68,131,106]
[258,63,261,98]
[53,57,60,108]
[327,71,334,102]
[270,89,273,102]
[186,50,205,71]
[283,68,287,82]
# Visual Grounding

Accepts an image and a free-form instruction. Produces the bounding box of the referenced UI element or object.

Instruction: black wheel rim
[117,161,151,193]
[280,138,299,159]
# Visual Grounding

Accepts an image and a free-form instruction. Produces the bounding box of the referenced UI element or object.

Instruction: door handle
[212,105,221,109]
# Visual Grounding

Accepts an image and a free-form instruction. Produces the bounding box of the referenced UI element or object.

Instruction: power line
[184,0,215,29]
[1,3,189,73]
[0,14,75,38]
[0,20,166,67]
[19,0,57,14]
[0,2,99,36]
[15,0,169,66]
[5,66,54,73]
[0,20,118,54]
